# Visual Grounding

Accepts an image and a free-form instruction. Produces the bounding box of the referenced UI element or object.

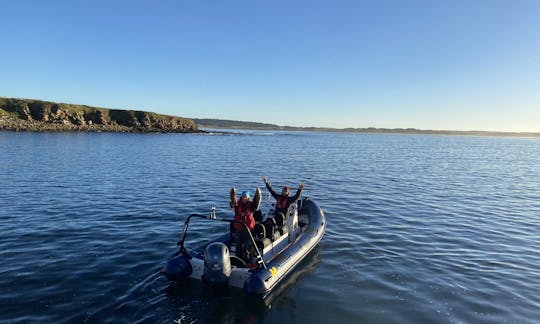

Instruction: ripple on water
[1,132,540,323]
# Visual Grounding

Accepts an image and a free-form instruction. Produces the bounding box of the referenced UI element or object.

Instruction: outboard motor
[203,242,232,284]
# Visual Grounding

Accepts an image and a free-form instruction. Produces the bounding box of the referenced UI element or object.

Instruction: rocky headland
[0,97,199,133]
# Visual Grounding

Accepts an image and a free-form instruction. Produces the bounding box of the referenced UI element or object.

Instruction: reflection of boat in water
[162,197,326,299]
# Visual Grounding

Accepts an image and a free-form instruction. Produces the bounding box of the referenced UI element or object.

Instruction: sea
[1,130,539,323]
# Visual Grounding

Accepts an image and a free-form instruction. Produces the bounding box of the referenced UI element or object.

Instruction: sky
[1,0,539,132]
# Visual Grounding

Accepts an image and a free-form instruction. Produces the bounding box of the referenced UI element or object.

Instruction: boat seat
[255,237,272,249]
[253,210,263,222]
[253,223,266,239]
[252,223,271,249]
[272,230,281,241]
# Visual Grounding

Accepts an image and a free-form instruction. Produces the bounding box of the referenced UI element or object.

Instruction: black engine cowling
[203,242,232,284]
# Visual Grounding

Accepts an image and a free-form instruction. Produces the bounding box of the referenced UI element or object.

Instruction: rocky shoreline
[0,97,200,133]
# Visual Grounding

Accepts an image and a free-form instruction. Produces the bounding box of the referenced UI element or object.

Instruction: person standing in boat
[229,188,260,232]
[229,188,261,261]
[262,176,304,217]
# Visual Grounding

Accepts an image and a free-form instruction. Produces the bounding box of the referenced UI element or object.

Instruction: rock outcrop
[0,97,199,133]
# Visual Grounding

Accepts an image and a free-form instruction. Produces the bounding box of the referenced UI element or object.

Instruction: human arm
[262,176,279,198]
[253,187,261,211]
[229,187,237,211]
[289,182,304,202]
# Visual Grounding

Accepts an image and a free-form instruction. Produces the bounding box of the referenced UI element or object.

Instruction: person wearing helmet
[262,176,304,217]
[229,187,261,232]
[230,187,261,261]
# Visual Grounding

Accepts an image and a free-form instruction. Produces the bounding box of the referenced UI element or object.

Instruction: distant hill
[194,118,540,138]
[193,118,282,130]
[2,98,537,137]
[0,97,198,133]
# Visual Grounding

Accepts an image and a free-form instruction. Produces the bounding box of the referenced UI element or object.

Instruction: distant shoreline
[1,97,538,137]
[194,119,540,138]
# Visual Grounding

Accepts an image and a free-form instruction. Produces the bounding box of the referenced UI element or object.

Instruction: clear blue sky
[1,0,539,132]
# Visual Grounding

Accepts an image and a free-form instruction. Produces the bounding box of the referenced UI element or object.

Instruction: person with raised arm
[261,176,304,217]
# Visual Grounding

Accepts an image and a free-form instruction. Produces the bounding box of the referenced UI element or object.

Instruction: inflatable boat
[162,196,326,298]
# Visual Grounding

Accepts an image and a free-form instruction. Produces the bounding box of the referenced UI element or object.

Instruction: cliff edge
[0,97,198,133]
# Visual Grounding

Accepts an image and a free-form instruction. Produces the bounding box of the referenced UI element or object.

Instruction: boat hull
[163,197,325,298]
[244,198,326,297]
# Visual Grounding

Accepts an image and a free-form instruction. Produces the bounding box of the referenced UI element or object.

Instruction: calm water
[1,131,539,323]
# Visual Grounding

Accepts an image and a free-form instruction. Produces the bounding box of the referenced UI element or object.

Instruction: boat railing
[177,211,267,270]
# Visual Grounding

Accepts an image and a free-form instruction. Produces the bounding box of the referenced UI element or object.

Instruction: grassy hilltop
[0,97,198,133]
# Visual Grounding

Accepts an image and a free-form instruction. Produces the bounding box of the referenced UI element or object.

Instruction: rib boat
[162,196,326,298]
